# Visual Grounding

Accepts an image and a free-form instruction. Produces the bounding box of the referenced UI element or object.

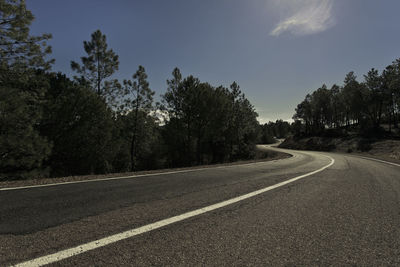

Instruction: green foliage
[0,84,51,180]
[116,111,163,171]
[1,2,263,180]
[120,65,156,171]
[40,73,115,176]
[260,120,292,144]
[0,0,53,73]
[291,120,303,136]
[162,68,259,166]
[0,1,54,180]
[71,29,120,104]
[293,58,400,137]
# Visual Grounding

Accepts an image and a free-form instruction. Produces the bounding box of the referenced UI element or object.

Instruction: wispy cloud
[270,0,335,36]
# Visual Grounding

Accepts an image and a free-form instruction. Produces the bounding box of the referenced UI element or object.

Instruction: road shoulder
[0,148,291,190]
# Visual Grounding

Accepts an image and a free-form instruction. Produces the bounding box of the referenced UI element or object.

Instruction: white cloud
[270,0,335,36]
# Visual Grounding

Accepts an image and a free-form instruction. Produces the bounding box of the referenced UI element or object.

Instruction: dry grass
[353,139,400,163]
[280,136,400,164]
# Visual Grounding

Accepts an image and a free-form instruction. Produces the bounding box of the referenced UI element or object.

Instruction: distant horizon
[27,0,400,123]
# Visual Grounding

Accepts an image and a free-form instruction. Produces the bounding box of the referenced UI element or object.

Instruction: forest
[0,0,274,180]
[293,64,400,138]
[10,1,398,181]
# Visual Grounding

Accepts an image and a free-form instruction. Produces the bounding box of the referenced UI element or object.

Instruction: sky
[27,0,400,123]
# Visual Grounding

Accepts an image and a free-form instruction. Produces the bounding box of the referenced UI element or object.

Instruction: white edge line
[0,159,290,192]
[13,155,335,267]
[354,155,400,167]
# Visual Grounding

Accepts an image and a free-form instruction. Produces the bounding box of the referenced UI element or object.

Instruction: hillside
[279,135,400,163]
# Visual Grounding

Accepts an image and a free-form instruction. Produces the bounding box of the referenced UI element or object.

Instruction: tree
[342,72,365,126]
[0,1,53,179]
[121,66,155,171]
[293,94,313,134]
[0,84,51,180]
[226,82,259,160]
[330,84,342,128]
[291,120,303,136]
[162,69,259,166]
[382,62,399,131]
[161,67,187,165]
[71,30,120,104]
[0,0,53,74]
[162,73,200,165]
[390,59,400,129]
[201,85,232,163]
[274,119,292,138]
[40,73,115,176]
[163,67,183,117]
[310,84,332,130]
[259,120,292,144]
[364,68,384,128]
[292,59,400,137]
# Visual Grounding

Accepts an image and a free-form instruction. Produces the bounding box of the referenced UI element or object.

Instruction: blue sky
[27,0,400,123]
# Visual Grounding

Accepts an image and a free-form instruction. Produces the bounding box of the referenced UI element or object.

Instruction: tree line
[259,120,292,144]
[293,62,400,137]
[0,0,261,180]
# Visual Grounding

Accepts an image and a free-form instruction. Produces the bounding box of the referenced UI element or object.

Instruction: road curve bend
[1,146,399,266]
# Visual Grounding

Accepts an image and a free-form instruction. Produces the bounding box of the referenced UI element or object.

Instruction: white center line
[14,154,334,267]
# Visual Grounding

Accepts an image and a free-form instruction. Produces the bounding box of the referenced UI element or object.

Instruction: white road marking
[14,155,334,267]
[0,159,292,192]
[354,155,400,167]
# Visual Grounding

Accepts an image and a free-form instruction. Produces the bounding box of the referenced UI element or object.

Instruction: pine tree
[0,85,51,180]
[71,30,120,104]
[364,68,384,128]
[163,67,183,118]
[40,73,115,177]
[0,0,53,75]
[0,0,53,180]
[122,66,155,171]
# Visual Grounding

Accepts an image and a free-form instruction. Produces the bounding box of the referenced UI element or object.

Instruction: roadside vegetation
[7,1,398,181]
[280,58,400,159]
[1,0,271,181]
[259,120,292,144]
[291,65,400,137]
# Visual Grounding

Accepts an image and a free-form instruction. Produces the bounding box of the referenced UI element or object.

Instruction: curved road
[1,146,399,266]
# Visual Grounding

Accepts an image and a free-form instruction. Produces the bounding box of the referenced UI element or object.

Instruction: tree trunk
[130,133,136,172]
[97,53,101,96]
[186,118,191,166]
[131,96,140,172]
[377,100,383,128]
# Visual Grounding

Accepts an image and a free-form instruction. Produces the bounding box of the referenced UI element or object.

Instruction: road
[1,146,399,266]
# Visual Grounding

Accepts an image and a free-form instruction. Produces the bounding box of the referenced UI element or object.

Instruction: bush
[357,139,373,152]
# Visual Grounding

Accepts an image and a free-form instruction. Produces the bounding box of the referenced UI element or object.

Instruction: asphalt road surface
[1,146,399,266]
